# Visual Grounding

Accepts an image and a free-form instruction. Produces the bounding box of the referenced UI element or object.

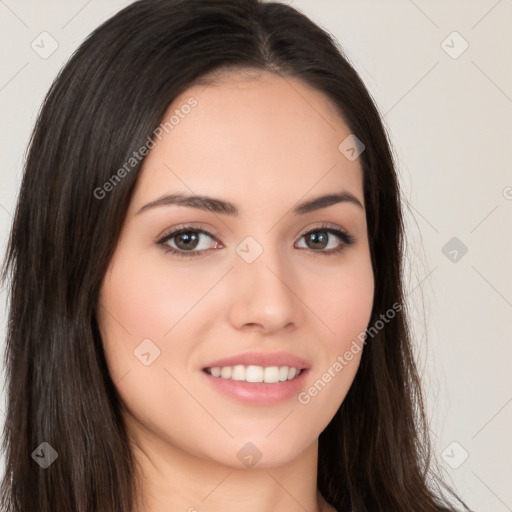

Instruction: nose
[227,244,301,334]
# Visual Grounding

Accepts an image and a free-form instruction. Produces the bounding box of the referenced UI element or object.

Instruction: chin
[214,433,316,470]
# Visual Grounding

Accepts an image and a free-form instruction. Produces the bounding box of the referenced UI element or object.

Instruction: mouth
[201,366,309,405]
[203,364,305,383]
[200,351,310,405]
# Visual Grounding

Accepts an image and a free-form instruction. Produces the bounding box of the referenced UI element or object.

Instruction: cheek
[299,252,374,408]
[99,249,212,336]
[97,248,214,384]
[311,253,375,353]
[331,276,374,348]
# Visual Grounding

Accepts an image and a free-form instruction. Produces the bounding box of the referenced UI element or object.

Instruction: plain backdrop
[0,1,511,510]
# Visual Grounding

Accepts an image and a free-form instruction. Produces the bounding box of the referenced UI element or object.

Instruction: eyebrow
[136,190,364,216]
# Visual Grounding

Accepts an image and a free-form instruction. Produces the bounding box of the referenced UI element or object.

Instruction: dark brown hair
[0,0,469,511]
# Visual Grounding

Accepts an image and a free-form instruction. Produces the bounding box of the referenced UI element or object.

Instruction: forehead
[131,70,364,213]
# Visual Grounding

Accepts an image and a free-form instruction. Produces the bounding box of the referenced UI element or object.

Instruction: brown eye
[157,227,220,257]
[157,224,355,258]
[173,231,201,251]
[296,226,355,254]
[304,230,329,250]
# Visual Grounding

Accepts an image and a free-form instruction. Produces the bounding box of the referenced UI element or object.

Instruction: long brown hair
[0,1,469,511]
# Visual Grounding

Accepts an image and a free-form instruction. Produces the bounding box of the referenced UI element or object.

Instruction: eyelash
[156,223,356,258]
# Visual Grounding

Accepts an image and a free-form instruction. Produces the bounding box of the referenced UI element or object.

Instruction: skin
[97,69,374,512]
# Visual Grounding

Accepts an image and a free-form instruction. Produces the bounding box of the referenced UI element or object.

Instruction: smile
[202,366,309,405]
[204,365,303,383]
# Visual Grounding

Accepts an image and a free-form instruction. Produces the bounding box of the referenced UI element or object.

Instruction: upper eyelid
[157,225,219,243]
[157,223,353,247]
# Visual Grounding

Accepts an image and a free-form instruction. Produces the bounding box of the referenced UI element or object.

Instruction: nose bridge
[228,233,299,331]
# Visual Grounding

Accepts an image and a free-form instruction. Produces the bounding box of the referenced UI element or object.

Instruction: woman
[0,0,470,511]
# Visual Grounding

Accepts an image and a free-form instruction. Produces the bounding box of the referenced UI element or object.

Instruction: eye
[156,223,355,258]
[295,224,355,255]
[156,225,220,257]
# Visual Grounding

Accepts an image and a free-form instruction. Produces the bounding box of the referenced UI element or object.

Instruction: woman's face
[97,70,374,468]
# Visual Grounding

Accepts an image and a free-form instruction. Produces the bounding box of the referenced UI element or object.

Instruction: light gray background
[1,1,511,510]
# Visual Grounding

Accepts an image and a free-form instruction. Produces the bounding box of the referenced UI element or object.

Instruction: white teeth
[231,365,246,381]
[210,366,221,377]
[220,366,232,379]
[263,366,279,383]
[246,365,263,382]
[206,365,302,383]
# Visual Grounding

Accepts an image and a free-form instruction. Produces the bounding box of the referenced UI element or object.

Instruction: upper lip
[202,351,311,370]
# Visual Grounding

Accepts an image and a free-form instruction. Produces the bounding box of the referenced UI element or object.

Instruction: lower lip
[201,369,309,405]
